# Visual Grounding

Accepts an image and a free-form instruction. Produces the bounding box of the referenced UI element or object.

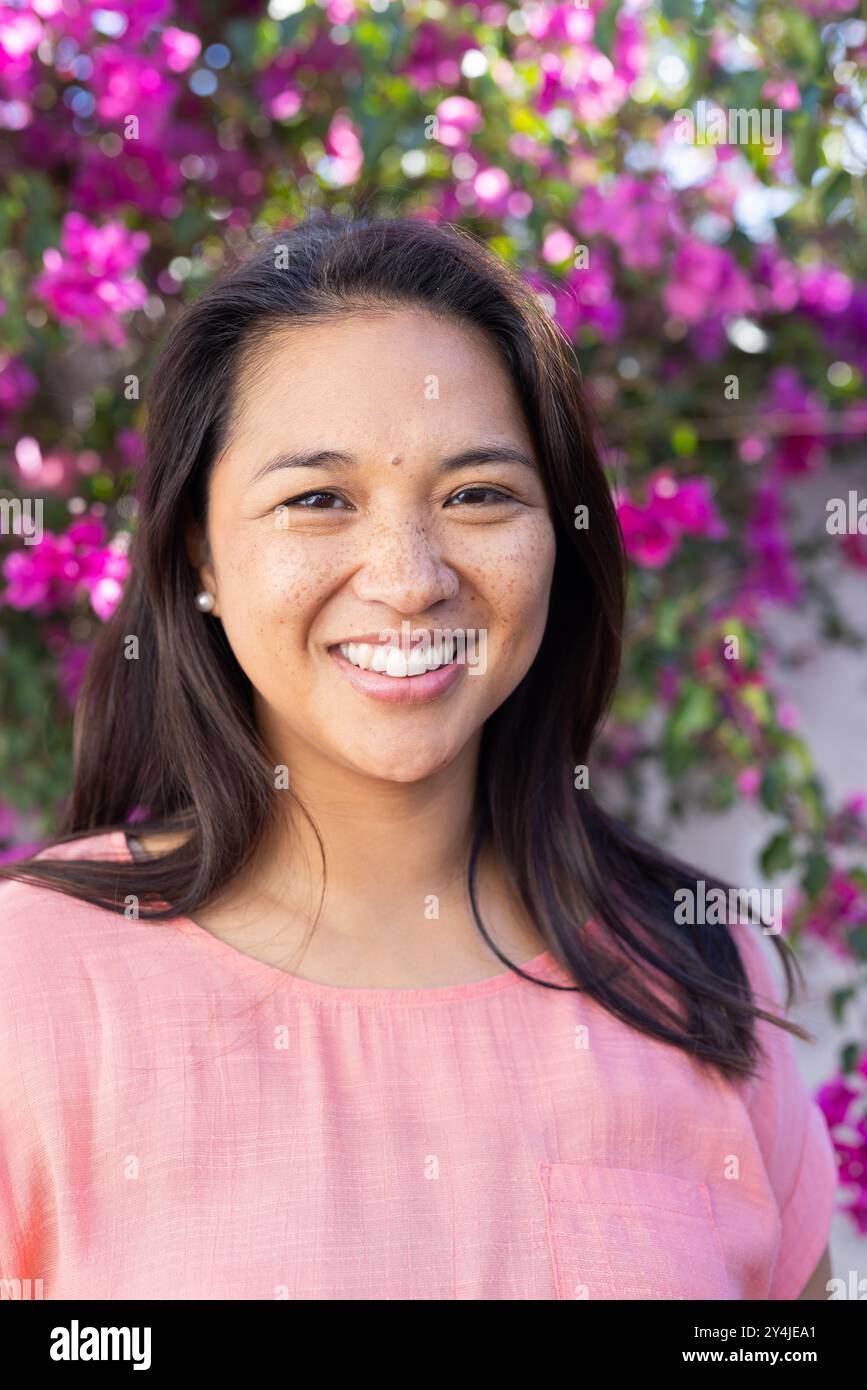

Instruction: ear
[186,521,220,619]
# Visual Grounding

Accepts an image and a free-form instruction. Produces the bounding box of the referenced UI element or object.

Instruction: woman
[0,212,836,1300]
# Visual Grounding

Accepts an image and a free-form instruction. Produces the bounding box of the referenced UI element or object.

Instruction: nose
[349,513,460,614]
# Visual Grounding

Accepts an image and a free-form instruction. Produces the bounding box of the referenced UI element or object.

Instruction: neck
[257,732,481,931]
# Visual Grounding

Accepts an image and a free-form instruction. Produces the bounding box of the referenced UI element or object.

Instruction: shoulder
[0,830,130,999]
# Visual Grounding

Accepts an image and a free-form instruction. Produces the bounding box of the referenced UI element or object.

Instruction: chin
[345,743,464,784]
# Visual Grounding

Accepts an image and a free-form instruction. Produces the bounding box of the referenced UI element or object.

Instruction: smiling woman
[0,211,837,1301]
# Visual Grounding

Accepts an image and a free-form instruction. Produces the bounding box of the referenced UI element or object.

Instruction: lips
[328,642,465,705]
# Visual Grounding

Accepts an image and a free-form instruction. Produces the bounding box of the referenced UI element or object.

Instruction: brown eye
[276,491,353,510]
[446,487,516,507]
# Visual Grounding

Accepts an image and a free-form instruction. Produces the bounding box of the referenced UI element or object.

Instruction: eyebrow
[249,444,538,487]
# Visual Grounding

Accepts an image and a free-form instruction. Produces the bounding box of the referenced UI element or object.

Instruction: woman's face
[195,308,557,783]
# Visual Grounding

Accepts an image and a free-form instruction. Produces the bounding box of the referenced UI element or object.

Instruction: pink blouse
[0,830,837,1300]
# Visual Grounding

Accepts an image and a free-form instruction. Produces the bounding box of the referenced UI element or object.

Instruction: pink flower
[322,111,363,187]
[764,367,828,476]
[664,238,755,325]
[88,45,176,138]
[404,21,477,92]
[797,870,867,959]
[613,12,648,86]
[576,176,680,273]
[761,78,801,110]
[0,353,37,422]
[472,165,511,214]
[434,96,482,148]
[614,472,726,569]
[33,213,149,348]
[72,141,183,220]
[615,496,678,568]
[752,247,801,315]
[526,248,625,342]
[742,482,803,605]
[737,767,761,797]
[1,516,129,620]
[0,7,42,66]
[817,1078,858,1128]
[649,473,727,539]
[160,28,201,74]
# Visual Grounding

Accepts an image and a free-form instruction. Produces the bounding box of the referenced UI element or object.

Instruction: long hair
[1,209,810,1080]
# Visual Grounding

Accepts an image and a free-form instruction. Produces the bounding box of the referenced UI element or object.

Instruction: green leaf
[848,926,867,963]
[668,681,716,742]
[661,0,694,21]
[759,761,789,813]
[760,831,795,877]
[830,986,855,1024]
[820,169,851,220]
[800,849,830,899]
[657,600,681,650]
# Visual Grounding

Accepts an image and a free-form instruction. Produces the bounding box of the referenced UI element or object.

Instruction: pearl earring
[195,590,216,612]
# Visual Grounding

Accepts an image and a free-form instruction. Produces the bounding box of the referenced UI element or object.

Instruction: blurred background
[0,0,864,1284]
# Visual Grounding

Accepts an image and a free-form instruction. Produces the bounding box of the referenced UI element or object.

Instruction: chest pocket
[538,1162,734,1300]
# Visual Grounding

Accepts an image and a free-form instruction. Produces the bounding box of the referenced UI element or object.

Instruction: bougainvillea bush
[0,0,865,1233]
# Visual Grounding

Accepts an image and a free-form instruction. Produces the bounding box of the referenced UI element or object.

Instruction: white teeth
[338,639,456,677]
[385,647,408,677]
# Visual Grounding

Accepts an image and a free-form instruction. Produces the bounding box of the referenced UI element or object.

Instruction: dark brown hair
[1,209,811,1080]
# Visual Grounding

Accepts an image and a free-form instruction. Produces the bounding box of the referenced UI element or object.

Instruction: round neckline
[110,830,564,1006]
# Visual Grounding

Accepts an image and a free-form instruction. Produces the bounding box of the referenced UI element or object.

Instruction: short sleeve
[734,922,839,1300]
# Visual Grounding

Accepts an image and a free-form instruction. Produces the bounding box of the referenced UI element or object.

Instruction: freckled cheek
[215,537,334,649]
[464,523,556,654]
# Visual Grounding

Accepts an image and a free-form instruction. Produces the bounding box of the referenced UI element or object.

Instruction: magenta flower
[761,78,801,110]
[764,367,828,476]
[88,45,176,137]
[796,869,867,959]
[404,21,478,92]
[613,472,726,569]
[0,353,37,422]
[542,249,624,342]
[472,165,511,215]
[817,1078,859,1129]
[434,96,483,149]
[1,516,129,620]
[0,7,42,68]
[576,176,680,273]
[72,141,183,220]
[736,767,761,798]
[752,247,801,315]
[43,0,172,48]
[614,496,679,568]
[648,473,727,539]
[160,28,201,75]
[321,111,363,187]
[741,483,803,605]
[33,213,149,348]
[664,238,755,325]
[523,3,594,45]
[613,11,648,86]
